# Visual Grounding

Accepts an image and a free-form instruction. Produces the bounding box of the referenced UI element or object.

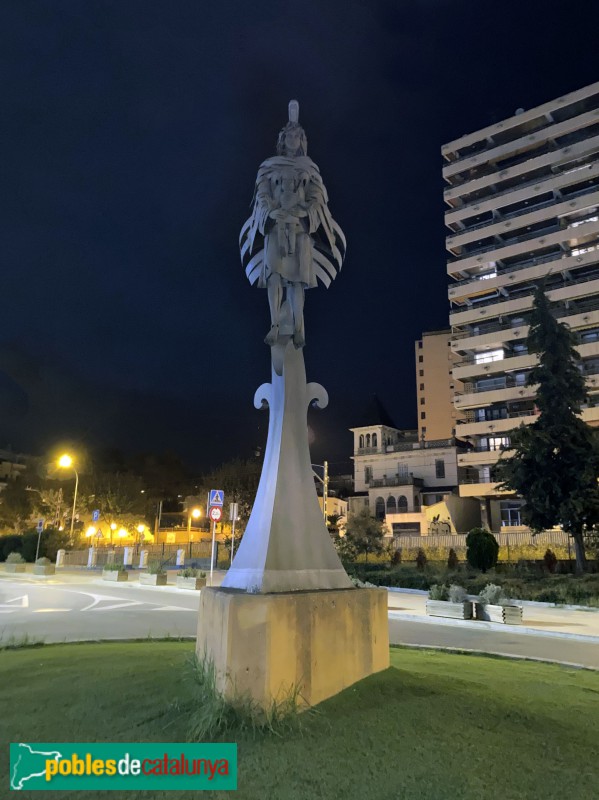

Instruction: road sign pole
[210,519,216,586]
[35,520,44,562]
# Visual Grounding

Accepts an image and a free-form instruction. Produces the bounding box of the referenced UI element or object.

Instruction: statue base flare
[221,342,353,593]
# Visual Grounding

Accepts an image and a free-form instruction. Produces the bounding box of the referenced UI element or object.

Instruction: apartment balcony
[456,411,537,438]
[446,188,599,254]
[451,301,599,352]
[457,448,513,467]
[444,133,599,207]
[454,383,536,410]
[448,247,599,303]
[369,476,425,489]
[445,161,599,228]
[442,82,599,164]
[450,276,599,328]
[458,480,513,498]
[447,217,599,277]
[443,108,599,182]
[452,352,536,382]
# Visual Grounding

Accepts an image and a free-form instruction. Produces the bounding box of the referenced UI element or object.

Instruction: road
[1,571,598,669]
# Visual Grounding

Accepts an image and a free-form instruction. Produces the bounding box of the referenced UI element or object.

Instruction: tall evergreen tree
[495,286,599,573]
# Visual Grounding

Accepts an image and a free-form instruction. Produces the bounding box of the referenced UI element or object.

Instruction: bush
[447,548,459,570]
[543,548,558,574]
[148,561,167,575]
[466,528,499,573]
[6,552,25,564]
[390,548,402,566]
[479,583,510,606]
[178,567,199,578]
[415,548,427,570]
[103,563,126,572]
[448,584,468,603]
[428,583,448,601]
[35,557,51,565]
[0,535,23,561]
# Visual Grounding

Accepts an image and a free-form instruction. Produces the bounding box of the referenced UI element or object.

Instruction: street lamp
[58,454,79,543]
[187,507,202,539]
[110,522,117,546]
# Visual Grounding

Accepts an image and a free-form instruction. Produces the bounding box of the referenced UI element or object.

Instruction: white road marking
[0,595,29,609]
[32,608,72,613]
[154,606,196,612]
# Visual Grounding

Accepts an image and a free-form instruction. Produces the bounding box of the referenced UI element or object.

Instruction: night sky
[2,1,598,473]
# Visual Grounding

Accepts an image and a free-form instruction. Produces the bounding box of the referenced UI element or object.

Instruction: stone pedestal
[196,587,389,710]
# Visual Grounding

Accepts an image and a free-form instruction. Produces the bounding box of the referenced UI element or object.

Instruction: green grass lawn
[1,641,598,799]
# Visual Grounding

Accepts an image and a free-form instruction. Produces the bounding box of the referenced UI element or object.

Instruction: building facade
[443,81,599,530]
[415,329,464,440]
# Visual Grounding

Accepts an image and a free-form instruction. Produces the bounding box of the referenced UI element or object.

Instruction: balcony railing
[449,245,573,288]
[369,476,425,488]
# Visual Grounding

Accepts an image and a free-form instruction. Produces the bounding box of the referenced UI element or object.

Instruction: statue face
[284,128,302,155]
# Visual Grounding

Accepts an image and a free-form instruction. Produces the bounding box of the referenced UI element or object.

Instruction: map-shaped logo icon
[11,743,63,790]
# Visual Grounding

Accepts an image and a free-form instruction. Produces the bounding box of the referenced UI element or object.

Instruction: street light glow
[110,523,117,531]
[86,526,96,538]
[118,529,127,538]
[191,508,201,519]
[137,524,145,533]
[58,454,73,468]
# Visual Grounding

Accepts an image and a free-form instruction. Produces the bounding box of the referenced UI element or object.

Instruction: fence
[62,541,220,569]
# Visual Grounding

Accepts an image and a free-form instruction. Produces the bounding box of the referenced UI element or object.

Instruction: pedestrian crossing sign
[209,489,224,507]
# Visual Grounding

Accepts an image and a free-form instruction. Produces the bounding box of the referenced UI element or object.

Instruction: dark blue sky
[1,0,598,471]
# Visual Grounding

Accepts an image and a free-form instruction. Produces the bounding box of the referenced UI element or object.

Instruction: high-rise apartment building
[415,330,464,440]
[444,81,599,530]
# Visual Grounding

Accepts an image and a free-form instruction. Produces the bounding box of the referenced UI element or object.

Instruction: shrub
[148,561,167,575]
[390,548,402,566]
[479,583,510,606]
[448,584,468,603]
[6,552,25,564]
[447,548,459,570]
[103,563,126,572]
[415,548,427,570]
[199,571,206,578]
[428,583,448,601]
[543,548,558,574]
[178,567,199,578]
[35,557,51,565]
[0,535,23,561]
[466,528,499,573]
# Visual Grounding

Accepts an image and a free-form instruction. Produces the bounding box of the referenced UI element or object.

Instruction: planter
[102,570,128,582]
[33,565,55,576]
[176,576,206,591]
[140,573,167,586]
[426,600,473,620]
[475,603,523,624]
[5,563,26,573]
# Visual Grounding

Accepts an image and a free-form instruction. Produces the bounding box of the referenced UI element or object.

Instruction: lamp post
[311,461,329,522]
[187,507,201,540]
[58,454,79,544]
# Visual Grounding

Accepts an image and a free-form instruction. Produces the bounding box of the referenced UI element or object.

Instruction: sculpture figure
[240,100,346,348]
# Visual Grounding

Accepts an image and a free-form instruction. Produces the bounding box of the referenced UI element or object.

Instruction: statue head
[276,99,307,156]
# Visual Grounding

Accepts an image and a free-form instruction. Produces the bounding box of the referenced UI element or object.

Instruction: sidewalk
[386,588,599,642]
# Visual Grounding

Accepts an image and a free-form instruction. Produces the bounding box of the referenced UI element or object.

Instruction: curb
[385,586,599,613]
[394,643,599,671]
[387,610,599,644]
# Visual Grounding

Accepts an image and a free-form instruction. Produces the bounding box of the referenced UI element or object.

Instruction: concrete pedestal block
[196,586,389,710]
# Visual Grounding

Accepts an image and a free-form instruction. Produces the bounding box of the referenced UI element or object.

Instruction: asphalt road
[1,572,598,669]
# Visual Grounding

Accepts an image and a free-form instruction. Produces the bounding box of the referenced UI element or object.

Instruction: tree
[196,458,262,532]
[339,508,386,564]
[466,528,499,573]
[326,513,343,537]
[494,286,599,573]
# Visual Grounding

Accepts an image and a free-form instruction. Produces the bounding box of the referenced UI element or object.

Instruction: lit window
[475,349,504,364]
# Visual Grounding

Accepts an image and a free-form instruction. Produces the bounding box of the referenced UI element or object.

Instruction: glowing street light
[58,454,79,543]
[85,526,97,538]
[187,507,202,538]
[110,522,117,546]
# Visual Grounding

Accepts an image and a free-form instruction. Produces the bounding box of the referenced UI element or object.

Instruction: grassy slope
[1,642,598,800]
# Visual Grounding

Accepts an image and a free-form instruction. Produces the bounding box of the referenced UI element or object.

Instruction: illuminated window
[475,349,504,364]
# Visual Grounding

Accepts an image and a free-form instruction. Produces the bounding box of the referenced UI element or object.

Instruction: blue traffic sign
[209,489,224,507]
[92,509,100,522]
[36,519,44,533]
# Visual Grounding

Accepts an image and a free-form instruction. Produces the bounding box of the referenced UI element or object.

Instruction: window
[397,463,408,479]
[418,341,423,349]
[435,459,445,479]
[372,433,378,447]
[419,370,424,377]
[420,398,425,405]
[420,412,426,420]
[475,349,504,364]
[397,495,408,513]
[419,383,424,391]
[500,501,523,527]
[488,436,510,451]
[375,497,385,520]
[418,355,424,363]
[366,434,371,447]
[364,466,372,484]
[359,434,364,448]
[386,496,397,514]
[421,426,426,434]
